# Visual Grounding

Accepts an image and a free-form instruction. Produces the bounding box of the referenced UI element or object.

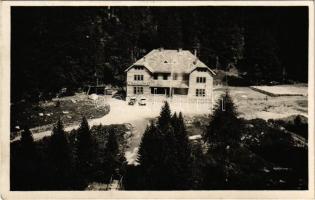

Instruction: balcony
[127,80,150,86]
[150,80,189,88]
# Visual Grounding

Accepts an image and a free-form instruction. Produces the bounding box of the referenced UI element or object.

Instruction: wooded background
[11,6,308,102]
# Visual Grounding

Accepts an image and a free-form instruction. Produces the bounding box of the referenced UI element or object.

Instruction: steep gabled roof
[125,49,215,75]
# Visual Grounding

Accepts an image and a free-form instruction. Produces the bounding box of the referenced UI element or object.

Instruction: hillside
[11,7,308,102]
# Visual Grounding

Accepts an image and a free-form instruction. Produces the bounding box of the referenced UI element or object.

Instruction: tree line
[11,117,125,190]
[11,7,308,102]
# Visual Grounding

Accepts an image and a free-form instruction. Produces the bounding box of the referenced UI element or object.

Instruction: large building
[125,48,215,102]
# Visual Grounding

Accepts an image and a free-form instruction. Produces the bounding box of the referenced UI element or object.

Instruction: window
[173,74,178,80]
[133,87,143,94]
[196,77,206,83]
[196,89,205,97]
[134,66,144,70]
[197,68,207,72]
[153,74,158,80]
[163,74,168,80]
[134,75,144,81]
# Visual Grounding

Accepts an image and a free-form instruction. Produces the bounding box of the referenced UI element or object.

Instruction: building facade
[125,49,215,102]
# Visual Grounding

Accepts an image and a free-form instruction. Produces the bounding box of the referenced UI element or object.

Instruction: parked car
[138,97,147,106]
[128,97,136,105]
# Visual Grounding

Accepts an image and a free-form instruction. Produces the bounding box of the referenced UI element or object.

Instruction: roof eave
[189,66,216,75]
[124,64,153,73]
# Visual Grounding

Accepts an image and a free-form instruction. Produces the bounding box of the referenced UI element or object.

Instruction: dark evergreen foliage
[11,121,127,190]
[47,119,73,189]
[103,129,125,182]
[174,112,193,189]
[205,90,242,147]
[157,101,172,130]
[75,117,96,183]
[12,128,37,190]
[203,91,244,189]
[11,7,308,102]
[137,102,192,189]
[20,127,35,155]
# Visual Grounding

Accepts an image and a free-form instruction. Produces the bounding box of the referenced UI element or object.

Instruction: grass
[11,94,110,139]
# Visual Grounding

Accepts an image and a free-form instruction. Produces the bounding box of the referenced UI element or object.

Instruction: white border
[1,1,314,199]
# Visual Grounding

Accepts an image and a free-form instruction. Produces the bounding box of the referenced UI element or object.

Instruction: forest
[11,6,308,102]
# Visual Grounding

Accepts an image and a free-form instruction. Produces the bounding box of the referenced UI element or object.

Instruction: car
[138,97,147,106]
[128,97,136,105]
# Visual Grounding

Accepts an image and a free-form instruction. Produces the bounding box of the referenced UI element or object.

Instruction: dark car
[128,97,136,105]
[138,97,147,106]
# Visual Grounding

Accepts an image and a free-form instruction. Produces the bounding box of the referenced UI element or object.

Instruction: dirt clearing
[213,86,308,120]
[250,85,307,97]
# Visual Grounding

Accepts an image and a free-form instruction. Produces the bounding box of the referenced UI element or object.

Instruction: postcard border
[1,1,314,199]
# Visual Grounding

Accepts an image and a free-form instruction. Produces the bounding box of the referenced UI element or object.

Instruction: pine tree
[138,122,163,190]
[48,119,72,189]
[204,91,243,189]
[103,130,120,182]
[205,90,242,148]
[18,127,37,190]
[175,112,192,189]
[157,101,172,130]
[160,123,181,189]
[137,123,159,168]
[75,116,95,182]
[137,103,192,190]
[20,127,35,155]
[171,112,178,130]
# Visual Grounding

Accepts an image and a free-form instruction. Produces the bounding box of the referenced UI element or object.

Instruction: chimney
[159,47,164,51]
[143,56,146,61]
[178,48,183,52]
[193,49,198,65]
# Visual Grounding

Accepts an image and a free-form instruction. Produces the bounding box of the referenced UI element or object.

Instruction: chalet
[125,48,215,102]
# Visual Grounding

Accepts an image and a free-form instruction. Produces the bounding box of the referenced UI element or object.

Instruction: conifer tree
[138,103,192,190]
[176,112,192,189]
[205,90,242,148]
[18,127,37,189]
[138,123,159,168]
[160,123,181,189]
[48,119,72,189]
[171,112,178,130]
[103,130,120,182]
[137,122,163,190]
[76,116,95,182]
[204,91,243,189]
[157,101,172,130]
[20,127,35,156]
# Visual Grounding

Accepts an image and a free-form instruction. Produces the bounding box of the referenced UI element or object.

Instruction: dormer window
[197,68,207,72]
[134,66,144,70]
[164,60,168,63]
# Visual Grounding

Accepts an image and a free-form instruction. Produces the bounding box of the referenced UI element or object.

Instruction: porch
[150,87,188,97]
